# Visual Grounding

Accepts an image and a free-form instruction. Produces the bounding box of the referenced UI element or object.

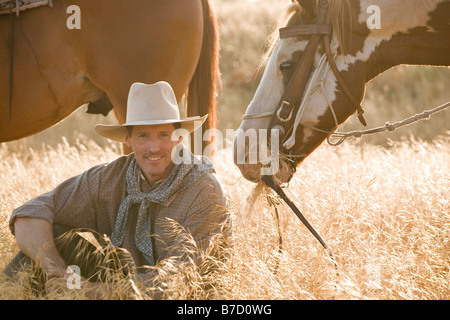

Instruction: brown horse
[234,0,450,183]
[0,0,219,151]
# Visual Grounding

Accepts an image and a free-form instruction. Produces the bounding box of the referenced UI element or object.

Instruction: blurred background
[2,0,449,152]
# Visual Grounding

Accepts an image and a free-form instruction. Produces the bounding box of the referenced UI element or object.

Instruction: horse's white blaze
[240,34,342,148]
[283,36,344,147]
[239,38,308,132]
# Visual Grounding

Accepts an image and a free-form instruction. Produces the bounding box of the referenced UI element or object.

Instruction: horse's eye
[280,61,295,75]
[280,61,295,87]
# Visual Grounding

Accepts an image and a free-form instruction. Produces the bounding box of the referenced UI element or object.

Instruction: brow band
[279,25,331,39]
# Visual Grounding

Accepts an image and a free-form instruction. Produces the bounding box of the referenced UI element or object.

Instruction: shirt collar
[139,172,164,193]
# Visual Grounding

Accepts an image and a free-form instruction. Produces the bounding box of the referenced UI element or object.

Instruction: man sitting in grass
[3,81,231,298]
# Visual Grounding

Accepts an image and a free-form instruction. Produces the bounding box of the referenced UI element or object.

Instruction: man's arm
[9,163,106,274]
[14,217,114,299]
[14,217,67,278]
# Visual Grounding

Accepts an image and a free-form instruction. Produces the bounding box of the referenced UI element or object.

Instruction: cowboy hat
[95,81,208,143]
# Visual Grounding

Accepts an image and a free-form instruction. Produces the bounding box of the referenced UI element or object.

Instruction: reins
[262,175,339,278]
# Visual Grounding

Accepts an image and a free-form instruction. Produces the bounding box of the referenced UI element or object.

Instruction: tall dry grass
[0,136,449,299]
[0,0,449,300]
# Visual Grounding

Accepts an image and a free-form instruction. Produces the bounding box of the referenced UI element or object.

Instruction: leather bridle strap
[280,24,331,38]
[262,175,339,277]
[267,0,330,150]
[322,34,367,126]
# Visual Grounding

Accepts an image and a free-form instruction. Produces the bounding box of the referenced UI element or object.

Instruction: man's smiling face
[125,124,182,183]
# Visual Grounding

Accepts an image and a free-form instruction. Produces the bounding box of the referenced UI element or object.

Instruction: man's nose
[147,138,160,153]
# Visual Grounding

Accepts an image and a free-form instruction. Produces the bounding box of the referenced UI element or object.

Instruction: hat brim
[95,115,208,143]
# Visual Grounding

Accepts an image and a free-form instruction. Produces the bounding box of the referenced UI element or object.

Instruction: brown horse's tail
[186,0,220,153]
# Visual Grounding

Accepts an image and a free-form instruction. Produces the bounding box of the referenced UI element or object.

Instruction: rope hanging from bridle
[318,101,450,146]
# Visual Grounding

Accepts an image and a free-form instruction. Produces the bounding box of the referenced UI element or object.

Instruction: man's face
[125,124,182,183]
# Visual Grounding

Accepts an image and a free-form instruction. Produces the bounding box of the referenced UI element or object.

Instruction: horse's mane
[263,0,353,62]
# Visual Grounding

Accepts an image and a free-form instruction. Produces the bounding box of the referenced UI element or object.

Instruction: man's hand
[14,218,67,276]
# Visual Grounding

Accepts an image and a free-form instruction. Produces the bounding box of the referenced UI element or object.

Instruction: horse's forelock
[260,3,302,66]
[263,0,353,62]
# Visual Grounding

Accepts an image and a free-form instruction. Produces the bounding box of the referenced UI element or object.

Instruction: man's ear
[174,131,183,145]
[172,128,187,146]
[124,131,132,148]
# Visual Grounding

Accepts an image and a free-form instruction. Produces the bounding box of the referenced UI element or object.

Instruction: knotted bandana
[110,145,214,265]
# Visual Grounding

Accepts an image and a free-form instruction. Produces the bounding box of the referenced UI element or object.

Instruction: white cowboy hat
[95,81,208,143]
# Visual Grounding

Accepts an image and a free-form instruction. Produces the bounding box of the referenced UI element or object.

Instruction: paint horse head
[233,0,450,183]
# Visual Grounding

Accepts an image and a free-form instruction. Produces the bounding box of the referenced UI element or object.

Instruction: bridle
[243,0,367,167]
[271,0,367,153]
[255,0,358,276]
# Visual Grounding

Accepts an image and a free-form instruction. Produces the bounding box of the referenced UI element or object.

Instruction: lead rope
[324,101,450,146]
[262,175,340,279]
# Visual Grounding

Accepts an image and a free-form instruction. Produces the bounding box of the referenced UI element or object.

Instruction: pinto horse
[234,0,450,183]
[0,0,219,151]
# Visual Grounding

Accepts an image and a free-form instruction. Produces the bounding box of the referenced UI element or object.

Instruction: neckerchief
[110,145,214,265]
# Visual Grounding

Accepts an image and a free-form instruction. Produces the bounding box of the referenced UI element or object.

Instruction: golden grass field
[0,0,449,300]
[0,137,449,299]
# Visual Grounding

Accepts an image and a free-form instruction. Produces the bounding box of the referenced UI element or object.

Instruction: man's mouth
[146,155,163,161]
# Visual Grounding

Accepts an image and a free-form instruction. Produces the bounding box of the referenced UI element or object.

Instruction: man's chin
[140,161,174,183]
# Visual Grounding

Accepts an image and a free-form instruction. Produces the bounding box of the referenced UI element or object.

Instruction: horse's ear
[293,0,317,22]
